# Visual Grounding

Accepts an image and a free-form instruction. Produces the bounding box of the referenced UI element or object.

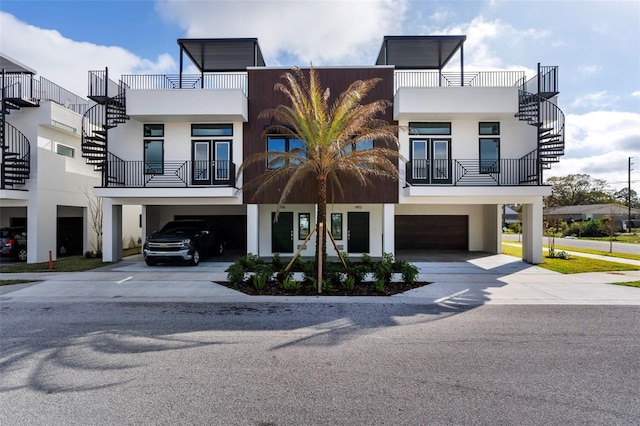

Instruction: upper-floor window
[55,143,74,158]
[341,139,374,155]
[479,122,500,174]
[409,122,451,135]
[266,136,305,169]
[144,124,164,174]
[479,122,500,135]
[192,124,233,137]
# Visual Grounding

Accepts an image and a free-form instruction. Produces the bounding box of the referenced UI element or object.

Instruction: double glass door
[411,139,451,184]
[192,140,230,185]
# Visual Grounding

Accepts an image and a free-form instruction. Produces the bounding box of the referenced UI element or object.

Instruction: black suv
[143,220,224,266]
[1,227,27,261]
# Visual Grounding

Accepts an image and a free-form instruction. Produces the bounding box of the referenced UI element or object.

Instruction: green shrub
[252,264,272,292]
[374,253,394,283]
[239,253,263,270]
[271,253,283,270]
[302,261,316,283]
[326,263,344,287]
[373,279,385,293]
[339,251,351,267]
[342,275,355,291]
[361,253,372,265]
[280,276,301,292]
[400,262,419,284]
[348,264,368,284]
[226,262,246,285]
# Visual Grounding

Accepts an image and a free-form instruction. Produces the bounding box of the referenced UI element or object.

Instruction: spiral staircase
[81,68,129,186]
[516,64,565,184]
[1,72,36,189]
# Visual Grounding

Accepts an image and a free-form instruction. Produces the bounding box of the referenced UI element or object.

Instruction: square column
[246,204,259,255]
[382,203,395,256]
[102,198,122,263]
[483,204,502,253]
[522,197,543,264]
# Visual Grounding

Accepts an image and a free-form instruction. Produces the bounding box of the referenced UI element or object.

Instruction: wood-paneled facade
[243,67,398,205]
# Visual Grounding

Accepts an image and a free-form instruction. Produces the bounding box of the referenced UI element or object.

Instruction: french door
[192,140,230,185]
[411,138,451,184]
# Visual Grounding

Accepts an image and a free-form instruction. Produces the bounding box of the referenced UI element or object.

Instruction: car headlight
[180,238,191,249]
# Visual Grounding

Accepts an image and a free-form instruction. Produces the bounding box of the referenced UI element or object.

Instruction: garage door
[395,215,468,250]
[175,215,246,251]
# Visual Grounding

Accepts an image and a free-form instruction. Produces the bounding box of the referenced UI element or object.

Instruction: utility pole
[629,157,634,233]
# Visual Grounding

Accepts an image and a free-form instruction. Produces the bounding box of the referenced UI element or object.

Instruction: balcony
[394,70,526,91]
[100,159,237,189]
[405,157,539,187]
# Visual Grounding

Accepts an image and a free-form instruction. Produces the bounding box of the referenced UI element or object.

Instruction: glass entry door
[411,139,451,184]
[193,141,211,185]
[215,141,230,181]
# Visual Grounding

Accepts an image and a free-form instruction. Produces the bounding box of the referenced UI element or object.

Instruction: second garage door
[395,215,468,250]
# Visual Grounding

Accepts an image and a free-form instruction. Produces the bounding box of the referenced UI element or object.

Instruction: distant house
[544,204,639,229]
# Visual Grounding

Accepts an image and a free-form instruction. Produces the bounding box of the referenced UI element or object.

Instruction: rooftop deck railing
[2,73,91,114]
[394,70,526,91]
[121,73,248,95]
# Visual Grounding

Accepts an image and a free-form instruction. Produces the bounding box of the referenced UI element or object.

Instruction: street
[503,233,640,255]
[2,301,639,425]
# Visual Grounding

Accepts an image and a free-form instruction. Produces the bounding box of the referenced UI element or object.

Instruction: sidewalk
[2,254,640,305]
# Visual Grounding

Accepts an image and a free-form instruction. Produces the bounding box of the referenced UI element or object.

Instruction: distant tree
[545,174,615,207]
[614,188,639,209]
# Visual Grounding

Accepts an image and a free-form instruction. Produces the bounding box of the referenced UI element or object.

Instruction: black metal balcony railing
[2,73,91,114]
[120,73,248,95]
[102,159,236,188]
[394,70,526,92]
[405,156,541,187]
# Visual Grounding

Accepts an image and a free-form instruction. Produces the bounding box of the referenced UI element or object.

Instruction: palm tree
[239,67,400,279]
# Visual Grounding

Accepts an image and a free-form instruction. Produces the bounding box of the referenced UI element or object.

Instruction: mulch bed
[216,280,431,296]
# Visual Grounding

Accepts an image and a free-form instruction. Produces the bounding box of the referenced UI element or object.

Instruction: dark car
[143,219,224,266]
[1,227,27,261]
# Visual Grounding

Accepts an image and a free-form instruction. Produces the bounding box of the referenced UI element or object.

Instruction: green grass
[501,243,640,274]
[0,279,41,286]
[503,240,640,262]
[611,281,640,288]
[0,247,141,273]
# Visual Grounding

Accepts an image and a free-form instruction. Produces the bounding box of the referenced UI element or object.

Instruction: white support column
[102,199,122,262]
[522,197,543,264]
[246,204,259,256]
[483,204,502,254]
[382,203,395,256]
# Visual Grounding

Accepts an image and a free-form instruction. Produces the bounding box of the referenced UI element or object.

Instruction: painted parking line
[116,276,133,284]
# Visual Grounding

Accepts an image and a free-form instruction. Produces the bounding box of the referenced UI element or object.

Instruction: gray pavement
[2,253,640,305]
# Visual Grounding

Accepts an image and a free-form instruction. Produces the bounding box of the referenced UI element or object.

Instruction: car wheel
[216,242,224,256]
[145,258,157,266]
[17,248,27,262]
[190,249,200,266]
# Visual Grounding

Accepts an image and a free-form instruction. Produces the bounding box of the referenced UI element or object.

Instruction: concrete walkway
[2,254,640,306]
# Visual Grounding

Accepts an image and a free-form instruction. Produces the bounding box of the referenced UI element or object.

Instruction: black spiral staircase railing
[1,73,37,189]
[516,64,565,184]
[81,68,129,187]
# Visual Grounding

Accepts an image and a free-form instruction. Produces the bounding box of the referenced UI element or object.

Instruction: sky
[1,0,638,192]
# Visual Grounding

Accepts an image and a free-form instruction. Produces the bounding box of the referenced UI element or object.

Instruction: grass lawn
[501,244,640,274]
[0,247,141,274]
[612,281,640,288]
[503,240,640,262]
[578,234,640,244]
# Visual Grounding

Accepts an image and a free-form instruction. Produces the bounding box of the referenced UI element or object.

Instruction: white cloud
[632,91,640,98]
[156,0,408,66]
[570,91,620,110]
[547,111,640,190]
[0,12,176,98]
[577,64,601,76]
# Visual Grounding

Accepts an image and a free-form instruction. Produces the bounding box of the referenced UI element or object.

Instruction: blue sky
[1,0,639,191]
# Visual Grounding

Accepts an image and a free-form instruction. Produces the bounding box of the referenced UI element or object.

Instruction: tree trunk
[316,175,327,278]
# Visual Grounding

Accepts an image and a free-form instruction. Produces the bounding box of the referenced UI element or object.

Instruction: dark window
[409,122,451,135]
[266,136,305,169]
[144,124,164,137]
[331,213,343,240]
[144,140,164,174]
[479,122,500,135]
[479,138,500,173]
[191,124,233,137]
[299,213,310,239]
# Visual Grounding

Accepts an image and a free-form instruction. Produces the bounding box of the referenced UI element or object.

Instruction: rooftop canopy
[375,35,466,70]
[177,38,265,72]
[0,53,37,74]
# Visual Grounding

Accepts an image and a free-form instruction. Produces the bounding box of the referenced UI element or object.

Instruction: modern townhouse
[84,36,563,265]
[0,54,140,262]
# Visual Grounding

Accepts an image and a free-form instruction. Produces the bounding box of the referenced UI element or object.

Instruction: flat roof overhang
[177,38,265,72]
[376,35,466,70]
